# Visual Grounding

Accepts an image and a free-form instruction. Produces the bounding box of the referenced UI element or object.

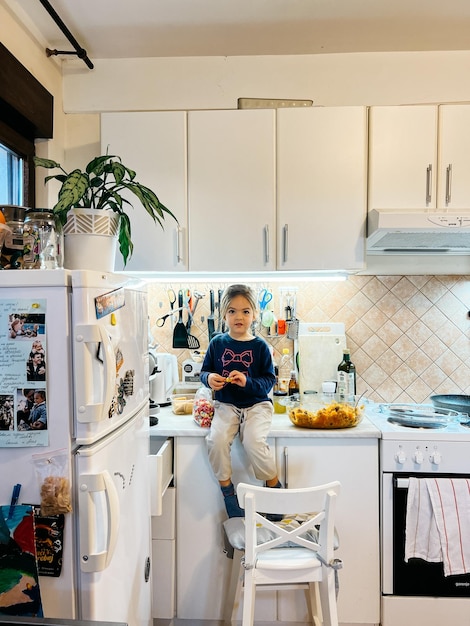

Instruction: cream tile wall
[148,275,470,403]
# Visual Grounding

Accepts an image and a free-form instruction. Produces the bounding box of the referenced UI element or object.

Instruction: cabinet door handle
[282,224,289,264]
[445,164,452,205]
[176,226,183,264]
[264,224,269,263]
[425,164,433,205]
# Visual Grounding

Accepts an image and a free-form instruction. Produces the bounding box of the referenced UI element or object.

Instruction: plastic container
[278,348,293,393]
[171,393,196,415]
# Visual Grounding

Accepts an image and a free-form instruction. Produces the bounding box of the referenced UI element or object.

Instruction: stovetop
[366,402,470,442]
[366,403,470,472]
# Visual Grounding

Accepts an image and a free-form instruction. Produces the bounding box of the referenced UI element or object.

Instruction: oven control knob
[395,449,406,464]
[430,450,442,465]
[413,450,424,464]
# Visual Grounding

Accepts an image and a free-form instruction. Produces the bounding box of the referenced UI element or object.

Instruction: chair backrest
[237,481,341,569]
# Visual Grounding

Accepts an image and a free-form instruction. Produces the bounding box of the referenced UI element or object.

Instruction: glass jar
[1,205,27,269]
[273,390,287,414]
[23,209,61,269]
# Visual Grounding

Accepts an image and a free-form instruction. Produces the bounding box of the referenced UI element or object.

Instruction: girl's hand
[226,370,246,387]
[208,373,228,391]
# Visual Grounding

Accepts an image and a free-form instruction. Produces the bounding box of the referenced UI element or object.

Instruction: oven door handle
[395,477,410,489]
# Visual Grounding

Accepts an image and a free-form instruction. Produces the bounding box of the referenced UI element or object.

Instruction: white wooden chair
[224,481,342,626]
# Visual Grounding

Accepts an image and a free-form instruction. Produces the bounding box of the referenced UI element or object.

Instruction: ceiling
[5,0,470,63]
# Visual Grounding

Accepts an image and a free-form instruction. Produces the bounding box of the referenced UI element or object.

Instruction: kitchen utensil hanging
[155,307,185,327]
[207,289,216,340]
[173,290,191,348]
[167,288,176,329]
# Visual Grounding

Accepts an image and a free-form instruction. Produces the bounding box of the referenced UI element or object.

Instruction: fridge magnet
[0,299,48,448]
[32,507,64,577]
[0,504,44,617]
[95,287,125,319]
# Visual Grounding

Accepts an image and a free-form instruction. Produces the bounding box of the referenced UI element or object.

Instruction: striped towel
[405,477,470,576]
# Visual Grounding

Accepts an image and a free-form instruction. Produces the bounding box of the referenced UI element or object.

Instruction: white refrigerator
[0,269,151,626]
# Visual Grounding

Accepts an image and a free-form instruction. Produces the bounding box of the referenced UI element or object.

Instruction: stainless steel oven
[368,404,470,626]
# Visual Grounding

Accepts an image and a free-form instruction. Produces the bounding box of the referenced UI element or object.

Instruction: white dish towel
[405,477,470,576]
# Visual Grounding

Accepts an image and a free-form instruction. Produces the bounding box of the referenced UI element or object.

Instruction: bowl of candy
[286,394,365,429]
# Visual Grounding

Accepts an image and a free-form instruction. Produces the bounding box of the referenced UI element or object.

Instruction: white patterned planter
[63,208,120,271]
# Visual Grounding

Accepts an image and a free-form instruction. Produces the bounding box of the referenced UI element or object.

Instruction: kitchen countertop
[149,405,381,438]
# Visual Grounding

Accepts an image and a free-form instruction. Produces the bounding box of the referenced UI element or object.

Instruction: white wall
[62,51,470,112]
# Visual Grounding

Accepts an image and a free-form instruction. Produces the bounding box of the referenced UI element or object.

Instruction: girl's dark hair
[220,284,258,318]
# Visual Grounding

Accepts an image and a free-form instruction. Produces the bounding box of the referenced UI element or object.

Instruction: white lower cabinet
[172,434,380,624]
[151,487,176,619]
[175,435,276,621]
[275,438,380,625]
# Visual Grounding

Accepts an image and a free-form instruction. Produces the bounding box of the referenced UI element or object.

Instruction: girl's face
[225,295,255,339]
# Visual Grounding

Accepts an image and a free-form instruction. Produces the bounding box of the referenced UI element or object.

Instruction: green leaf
[86,155,115,176]
[110,161,126,185]
[118,213,133,266]
[54,170,89,212]
[33,157,61,169]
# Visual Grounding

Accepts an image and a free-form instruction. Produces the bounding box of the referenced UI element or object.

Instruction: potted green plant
[34,154,177,268]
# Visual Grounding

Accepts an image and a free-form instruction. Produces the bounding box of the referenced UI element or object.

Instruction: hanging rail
[38,0,94,69]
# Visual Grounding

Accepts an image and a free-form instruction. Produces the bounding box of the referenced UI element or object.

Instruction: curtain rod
[38,0,94,69]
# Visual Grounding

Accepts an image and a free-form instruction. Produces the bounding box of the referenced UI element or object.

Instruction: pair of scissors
[258,288,273,311]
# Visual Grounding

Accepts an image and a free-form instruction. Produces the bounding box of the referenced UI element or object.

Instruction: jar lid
[1,205,28,222]
[25,208,54,216]
[273,390,287,397]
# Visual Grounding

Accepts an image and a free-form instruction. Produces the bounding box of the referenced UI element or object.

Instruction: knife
[207,289,216,340]
[217,289,223,332]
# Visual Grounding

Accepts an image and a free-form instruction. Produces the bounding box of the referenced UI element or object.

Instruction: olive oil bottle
[337,349,356,400]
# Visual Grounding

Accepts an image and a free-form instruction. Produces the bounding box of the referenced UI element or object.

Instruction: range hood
[367,209,470,254]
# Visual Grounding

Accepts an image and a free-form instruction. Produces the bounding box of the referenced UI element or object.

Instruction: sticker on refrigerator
[0,299,49,447]
[95,287,125,319]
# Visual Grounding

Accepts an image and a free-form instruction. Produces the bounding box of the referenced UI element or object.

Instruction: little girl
[200,284,282,518]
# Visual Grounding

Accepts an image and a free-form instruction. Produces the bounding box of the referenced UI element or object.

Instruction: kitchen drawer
[149,437,173,516]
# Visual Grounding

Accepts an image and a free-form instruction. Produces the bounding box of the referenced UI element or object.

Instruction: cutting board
[297,322,346,395]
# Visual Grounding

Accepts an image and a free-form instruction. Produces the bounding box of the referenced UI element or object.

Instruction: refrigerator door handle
[74,324,116,423]
[78,470,120,572]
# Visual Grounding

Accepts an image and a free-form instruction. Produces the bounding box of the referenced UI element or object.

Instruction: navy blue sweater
[200,334,275,408]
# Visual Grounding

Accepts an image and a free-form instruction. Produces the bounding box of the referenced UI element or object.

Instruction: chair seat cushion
[223,514,339,552]
[256,547,323,570]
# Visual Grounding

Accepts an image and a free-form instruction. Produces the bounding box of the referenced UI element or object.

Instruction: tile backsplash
[148,275,470,403]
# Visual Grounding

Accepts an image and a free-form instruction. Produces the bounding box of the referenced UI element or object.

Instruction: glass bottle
[337,349,356,400]
[288,370,299,397]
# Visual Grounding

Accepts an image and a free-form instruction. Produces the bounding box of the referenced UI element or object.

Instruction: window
[0,43,54,209]
[0,142,24,205]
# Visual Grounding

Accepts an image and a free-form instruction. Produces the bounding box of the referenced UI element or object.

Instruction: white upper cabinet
[277,106,368,271]
[437,105,470,208]
[101,112,188,271]
[368,105,439,210]
[187,109,276,272]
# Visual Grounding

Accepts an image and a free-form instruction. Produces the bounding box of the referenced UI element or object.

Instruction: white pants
[206,400,277,482]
